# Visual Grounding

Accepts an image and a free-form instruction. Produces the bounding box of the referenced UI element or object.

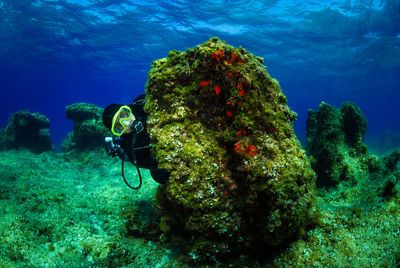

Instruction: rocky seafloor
[0,146,399,267]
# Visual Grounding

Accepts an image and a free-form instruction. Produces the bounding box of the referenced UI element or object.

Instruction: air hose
[121,155,142,190]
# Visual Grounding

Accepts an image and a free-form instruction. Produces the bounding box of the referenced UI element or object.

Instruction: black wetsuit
[119,94,169,184]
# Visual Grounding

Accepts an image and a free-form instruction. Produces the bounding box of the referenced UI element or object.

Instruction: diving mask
[111,105,135,136]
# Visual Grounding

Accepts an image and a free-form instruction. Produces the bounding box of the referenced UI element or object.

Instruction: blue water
[0,0,399,149]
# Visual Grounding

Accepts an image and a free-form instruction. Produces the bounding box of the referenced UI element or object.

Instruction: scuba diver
[102,94,169,189]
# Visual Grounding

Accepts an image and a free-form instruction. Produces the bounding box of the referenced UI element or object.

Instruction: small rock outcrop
[62,103,110,152]
[306,101,399,187]
[0,110,53,154]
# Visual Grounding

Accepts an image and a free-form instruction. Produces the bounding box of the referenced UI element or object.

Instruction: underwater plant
[145,37,317,263]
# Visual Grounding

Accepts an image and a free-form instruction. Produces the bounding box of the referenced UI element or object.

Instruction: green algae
[0,149,184,267]
[273,170,400,267]
[0,140,399,266]
[145,37,317,262]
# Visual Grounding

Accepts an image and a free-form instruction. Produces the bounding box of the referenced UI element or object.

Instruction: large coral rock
[0,110,53,154]
[62,103,110,152]
[145,37,317,261]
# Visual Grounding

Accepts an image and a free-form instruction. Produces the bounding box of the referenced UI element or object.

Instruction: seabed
[0,147,399,267]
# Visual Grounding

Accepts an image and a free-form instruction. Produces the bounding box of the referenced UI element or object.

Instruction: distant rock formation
[146,37,317,263]
[306,101,400,187]
[0,110,53,154]
[62,103,110,152]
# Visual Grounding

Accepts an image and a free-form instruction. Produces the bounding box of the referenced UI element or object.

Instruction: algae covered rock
[0,110,53,154]
[145,37,316,261]
[383,149,400,172]
[62,103,110,152]
[306,101,396,187]
[340,102,367,146]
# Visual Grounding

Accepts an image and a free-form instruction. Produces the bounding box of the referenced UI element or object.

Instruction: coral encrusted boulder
[145,37,317,262]
[0,110,53,154]
[62,103,110,152]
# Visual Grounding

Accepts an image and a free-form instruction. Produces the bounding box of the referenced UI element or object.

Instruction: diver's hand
[105,137,123,158]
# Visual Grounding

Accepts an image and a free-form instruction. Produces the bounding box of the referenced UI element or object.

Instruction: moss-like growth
[339,102,367,147]
[383,149,400,172]
[0,110,53,154]
[145,37,317,262]
[306,102,399,188]
[62,103,110,152]
[380,172,399,199]
[306,103,346,187]
[119,200,161,240]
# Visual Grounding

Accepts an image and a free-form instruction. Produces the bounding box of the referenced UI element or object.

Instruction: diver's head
[102,104,136,136]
